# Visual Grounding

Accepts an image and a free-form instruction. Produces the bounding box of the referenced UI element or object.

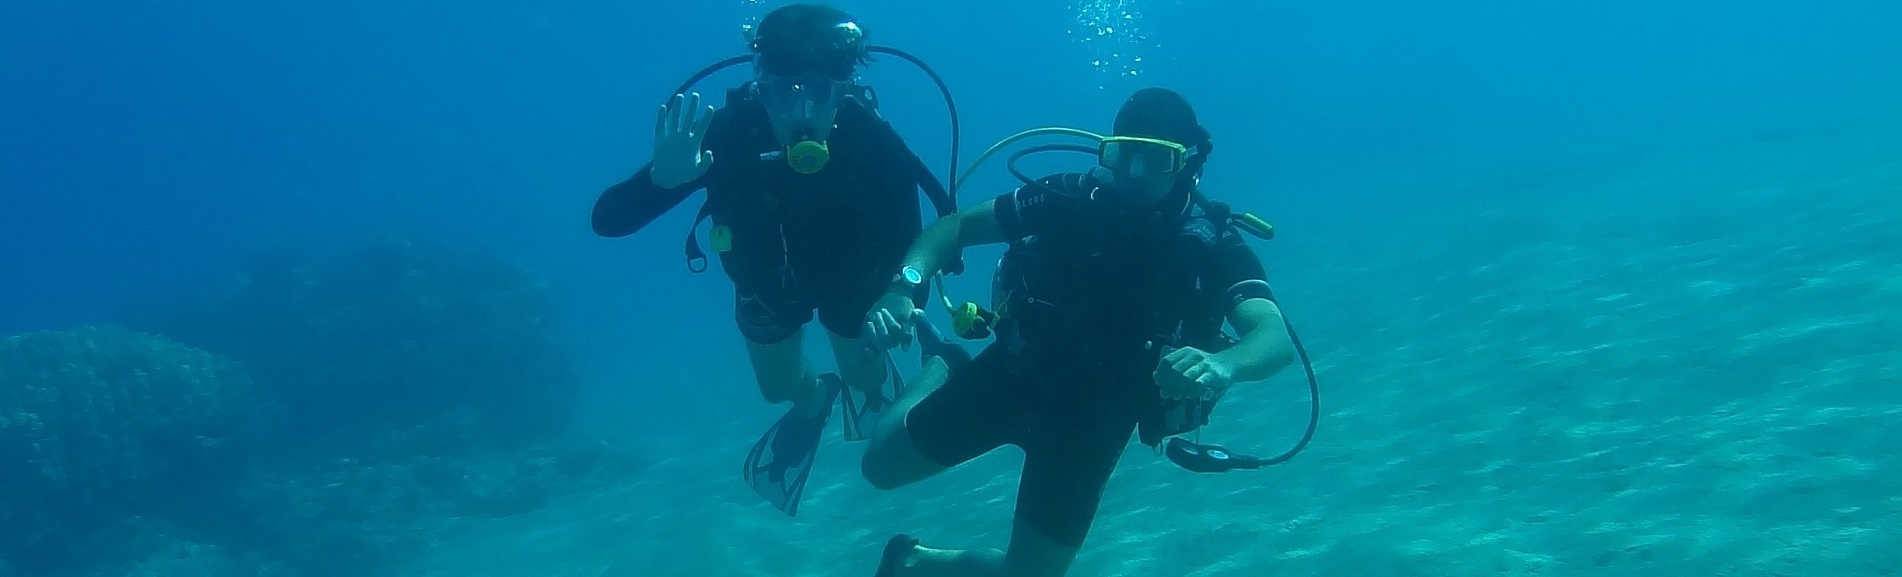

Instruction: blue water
[2,0,1900,575]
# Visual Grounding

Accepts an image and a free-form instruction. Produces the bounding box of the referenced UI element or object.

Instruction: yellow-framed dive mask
[1098,136,1191,177]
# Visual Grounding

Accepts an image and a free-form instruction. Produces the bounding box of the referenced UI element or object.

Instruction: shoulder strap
[1179,229,1230,345]
[1159,197,1240,346]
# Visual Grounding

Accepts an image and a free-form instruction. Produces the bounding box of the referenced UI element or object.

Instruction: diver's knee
[860,449,899,491]
[863,430,920,491]
[741,329,808,404]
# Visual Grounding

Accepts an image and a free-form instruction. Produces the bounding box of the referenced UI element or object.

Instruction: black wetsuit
[592,92,949,344]
[904,173,1274,548]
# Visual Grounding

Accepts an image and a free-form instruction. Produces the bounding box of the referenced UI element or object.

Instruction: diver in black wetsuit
[589,3,959,517]
[860,88,1305,577]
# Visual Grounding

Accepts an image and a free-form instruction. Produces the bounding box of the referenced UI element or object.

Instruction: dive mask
[752,74,871,173]
[1098,136,1191,177]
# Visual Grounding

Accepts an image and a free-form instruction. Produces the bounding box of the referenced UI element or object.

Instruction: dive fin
[840,383,889,442]
[842,351,915,442]
[742,374,841,516]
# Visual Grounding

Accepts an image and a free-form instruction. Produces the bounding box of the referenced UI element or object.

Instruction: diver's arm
[1207,238,1296,384]
[1214,297,1296,384]
[589,167,704,238]
[593,101,730,238]
[895,198,1005,278]
[896,173,1076,277]
[866,199,1004,343]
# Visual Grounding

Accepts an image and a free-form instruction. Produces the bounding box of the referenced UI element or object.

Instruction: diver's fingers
[905,309,925,341]
[655,96,676,142]
[1153,364,1181,397]
[681,93,699,135]
[686,108,714,150]
[691,102,715,140]
[677,95,694,138]
[684,92,704,137]
[868,311,895,347]
[887,310,913,351]
[1181,363,1208,386]
[1171,351,1202,374]
[864,320,882,350]
[667,94,682,137]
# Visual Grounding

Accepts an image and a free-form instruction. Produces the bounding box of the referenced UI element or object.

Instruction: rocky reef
[0,326,258,574]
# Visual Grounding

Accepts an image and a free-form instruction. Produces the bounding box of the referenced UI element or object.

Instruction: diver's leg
[735,286,838,515]
[872,456,1089,577]
[736,289,825,415]
[877,459,1093,577]
[860,356,952,488]
[741,337,827,414]
[880,390,1134,577]
[861,346,1010,490]
[877,518,1080,577]
[814,274,897,398]
[818,281,947,441]
[826,327,888,398]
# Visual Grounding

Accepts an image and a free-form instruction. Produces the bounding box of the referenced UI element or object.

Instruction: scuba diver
[588,3,962,517]
[857,87,1316,577]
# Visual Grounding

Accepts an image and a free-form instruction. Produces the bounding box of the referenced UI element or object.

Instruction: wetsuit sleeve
[591,104,746,238]
[1206,234,1276,311]
[991,173,1084,241]
[589,166,705,238]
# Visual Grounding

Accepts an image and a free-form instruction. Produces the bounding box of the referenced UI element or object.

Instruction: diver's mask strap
[1188,139,1213,177]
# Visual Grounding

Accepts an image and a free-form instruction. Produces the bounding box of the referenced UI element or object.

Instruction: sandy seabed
[405,148,1902,577]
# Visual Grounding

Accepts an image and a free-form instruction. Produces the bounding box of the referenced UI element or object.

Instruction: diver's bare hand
[651,92,715,188]
[864,293,921,352]
[1154,346,1235,401]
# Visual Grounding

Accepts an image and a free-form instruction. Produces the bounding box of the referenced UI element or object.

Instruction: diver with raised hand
[858,88,1319,577]
[589,3,963,516]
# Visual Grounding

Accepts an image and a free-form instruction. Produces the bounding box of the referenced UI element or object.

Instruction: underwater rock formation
[0,326,258,575]
[132,239,580,457]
